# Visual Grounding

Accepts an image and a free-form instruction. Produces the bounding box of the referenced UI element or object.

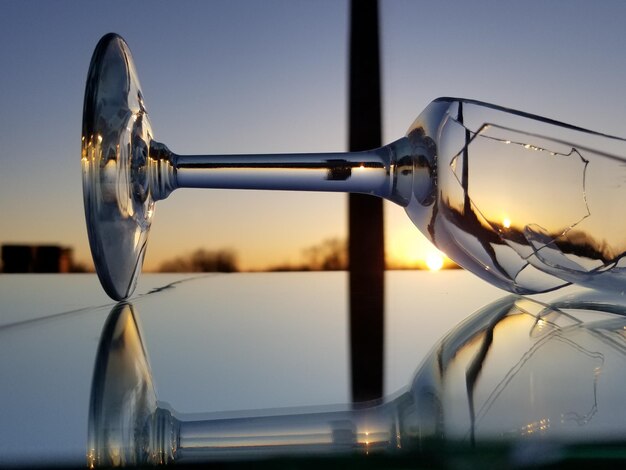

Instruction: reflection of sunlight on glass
[426,251,444,271]
[520,418,550,436]
[503,217,511,229]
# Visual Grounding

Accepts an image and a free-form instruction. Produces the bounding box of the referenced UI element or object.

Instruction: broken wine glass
[83,33,626,300]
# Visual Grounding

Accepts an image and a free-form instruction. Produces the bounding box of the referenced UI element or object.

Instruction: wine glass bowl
[405,99,626,295]
[83,33,626,300]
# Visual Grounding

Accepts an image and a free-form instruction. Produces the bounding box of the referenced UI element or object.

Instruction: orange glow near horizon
[386,228,452,270]
[70,229,459,273]
[425,252,444,271]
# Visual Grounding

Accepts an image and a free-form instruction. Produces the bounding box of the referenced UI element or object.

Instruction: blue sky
[2,0,626,270]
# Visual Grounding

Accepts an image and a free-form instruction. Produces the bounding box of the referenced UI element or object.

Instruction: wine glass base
[88,303,159,467]
[82,33,155,300]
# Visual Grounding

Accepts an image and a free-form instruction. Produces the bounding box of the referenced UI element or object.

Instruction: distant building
[1,244,74,273]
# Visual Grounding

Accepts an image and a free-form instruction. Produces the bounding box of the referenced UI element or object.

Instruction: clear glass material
[82,34,155,300]
[83,33,626,300]
[88,293,626,466]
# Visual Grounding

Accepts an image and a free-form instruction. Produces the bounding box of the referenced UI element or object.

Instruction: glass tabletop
[3,271,626,467]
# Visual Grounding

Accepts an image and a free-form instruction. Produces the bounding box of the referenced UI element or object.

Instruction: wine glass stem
[149,140,410,203]
[175,150,391,193]
[166,398,404,463]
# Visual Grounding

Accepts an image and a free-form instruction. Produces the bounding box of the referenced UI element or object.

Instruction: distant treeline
[158,249,239,273]
[156,238,461,273]
[156,239,347,273]
[267,238,347,272]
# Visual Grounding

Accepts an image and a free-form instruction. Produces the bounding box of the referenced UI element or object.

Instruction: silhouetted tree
[266,238,348,272]
[158,249,238,272]
[301,238,348,271]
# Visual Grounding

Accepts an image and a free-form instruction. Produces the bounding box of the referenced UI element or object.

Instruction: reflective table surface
[2,272,626,468]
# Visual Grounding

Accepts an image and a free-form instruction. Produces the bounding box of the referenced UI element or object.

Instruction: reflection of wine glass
[83,33,626,300]
[88,294,626,466]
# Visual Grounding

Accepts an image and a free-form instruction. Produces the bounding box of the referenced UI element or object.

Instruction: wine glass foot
[82,33,155,300]
[88,303,159,466]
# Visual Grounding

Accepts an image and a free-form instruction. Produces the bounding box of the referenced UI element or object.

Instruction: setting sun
[425,251,444,271]
[385,218,456,271]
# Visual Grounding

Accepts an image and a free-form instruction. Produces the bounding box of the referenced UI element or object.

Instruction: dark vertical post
[458,102,472,215]
[348,0,385,403]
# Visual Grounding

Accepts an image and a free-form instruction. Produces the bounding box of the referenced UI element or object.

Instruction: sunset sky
[2,1,626,271]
